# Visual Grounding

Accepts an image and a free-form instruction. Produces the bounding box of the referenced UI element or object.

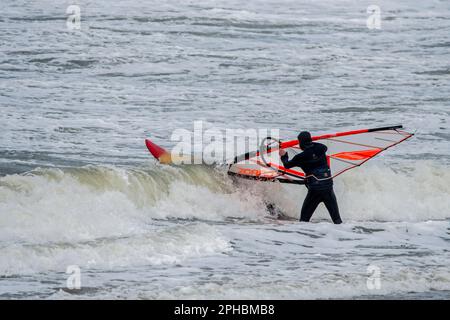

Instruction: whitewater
[0,0,449,299]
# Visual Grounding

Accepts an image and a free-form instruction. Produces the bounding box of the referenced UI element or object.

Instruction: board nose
[145,139,167,159]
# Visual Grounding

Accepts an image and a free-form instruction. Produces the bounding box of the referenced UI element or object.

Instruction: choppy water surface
[0,0,449,299]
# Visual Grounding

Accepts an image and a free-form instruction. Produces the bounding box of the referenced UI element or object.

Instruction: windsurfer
[279,131,342,224]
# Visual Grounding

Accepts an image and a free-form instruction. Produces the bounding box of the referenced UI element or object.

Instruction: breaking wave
[0,161,449,242]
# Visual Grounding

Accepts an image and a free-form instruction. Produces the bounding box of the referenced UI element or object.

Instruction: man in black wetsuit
[279,131,342,224]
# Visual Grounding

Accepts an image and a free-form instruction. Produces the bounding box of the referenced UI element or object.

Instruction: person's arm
[278,149,307,185]
[279,151,304,169]
[280,153,289,167]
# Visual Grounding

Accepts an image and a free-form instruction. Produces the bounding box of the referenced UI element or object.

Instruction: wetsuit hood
[298,131,313,150]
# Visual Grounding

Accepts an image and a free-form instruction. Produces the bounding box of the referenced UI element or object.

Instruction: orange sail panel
[332,149,381,161]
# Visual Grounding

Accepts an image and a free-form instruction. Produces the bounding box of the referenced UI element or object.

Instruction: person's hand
[279,149,286,157]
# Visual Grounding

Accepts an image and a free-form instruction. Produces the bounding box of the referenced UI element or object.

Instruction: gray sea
[0,0,449,299]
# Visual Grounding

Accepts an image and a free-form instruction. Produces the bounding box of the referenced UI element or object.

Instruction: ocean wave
[0,223,231,275]
[0,161,449,244]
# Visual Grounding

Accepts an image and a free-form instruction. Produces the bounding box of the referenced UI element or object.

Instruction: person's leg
[322,188,342,224]
[300,190,322,222]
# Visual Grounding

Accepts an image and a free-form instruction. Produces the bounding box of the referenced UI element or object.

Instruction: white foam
[0,162,448,281]
[275,161,450,222]
[0,223,231,275]
[0,161,448,247]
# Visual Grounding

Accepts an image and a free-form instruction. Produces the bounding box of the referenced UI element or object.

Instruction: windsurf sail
[227,125,413,184]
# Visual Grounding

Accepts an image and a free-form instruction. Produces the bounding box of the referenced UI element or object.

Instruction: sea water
[0,0,449,299]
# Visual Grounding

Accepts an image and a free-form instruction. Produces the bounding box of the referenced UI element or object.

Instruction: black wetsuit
[281,142,342,224]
